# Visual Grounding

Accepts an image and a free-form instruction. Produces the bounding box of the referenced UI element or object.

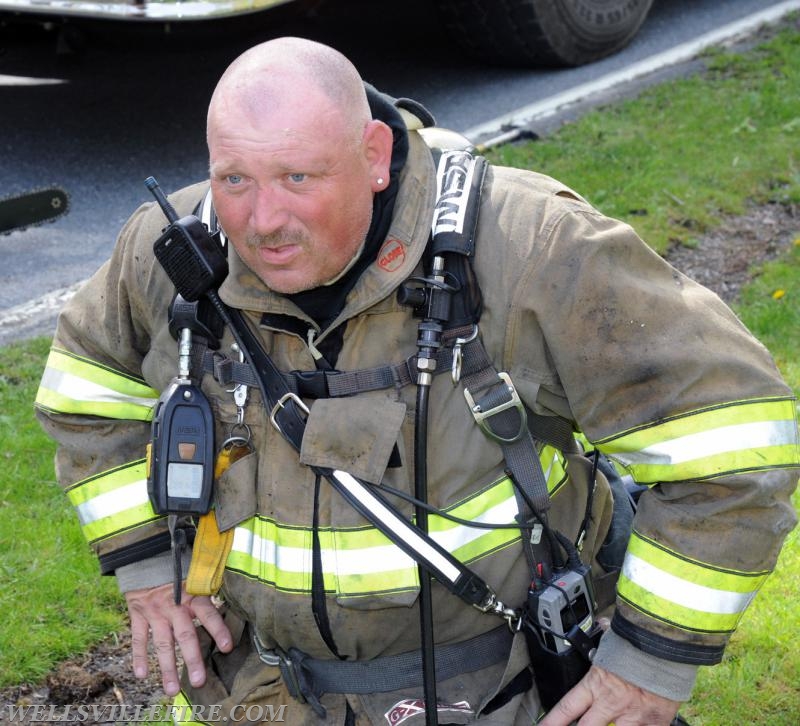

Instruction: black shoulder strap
[423,143,485,329]
[424,147,562,517]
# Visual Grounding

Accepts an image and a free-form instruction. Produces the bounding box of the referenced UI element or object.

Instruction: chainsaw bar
[0,187,70,235]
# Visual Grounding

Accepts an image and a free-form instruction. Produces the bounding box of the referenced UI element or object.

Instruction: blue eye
[226,174,243,185]
[288,173,306,183]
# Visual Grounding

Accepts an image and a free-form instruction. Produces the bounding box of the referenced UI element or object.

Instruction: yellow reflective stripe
[227,520,315,593]
[225,476,522,596]
[171,692,210,725]
[541,444,569,495]
[35,348,158,422]
[66,459,160,543]
[617,531,770,633]
[598,397,799,483]
[428,477,521,562]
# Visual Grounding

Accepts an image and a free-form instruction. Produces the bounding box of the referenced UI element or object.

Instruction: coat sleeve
[34,188,201,576]
[502,188,800,669]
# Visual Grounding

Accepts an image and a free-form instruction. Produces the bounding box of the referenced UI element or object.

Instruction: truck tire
[435,0,654,67]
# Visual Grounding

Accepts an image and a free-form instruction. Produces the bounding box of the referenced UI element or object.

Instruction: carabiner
[451,325,479,384]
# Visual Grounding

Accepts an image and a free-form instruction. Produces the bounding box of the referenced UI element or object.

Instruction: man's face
[208,93,386,295]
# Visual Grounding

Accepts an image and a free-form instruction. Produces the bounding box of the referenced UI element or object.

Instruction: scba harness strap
[253,625,515,718]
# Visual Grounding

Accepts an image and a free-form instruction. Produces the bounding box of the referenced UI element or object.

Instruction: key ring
[221,422,252,450]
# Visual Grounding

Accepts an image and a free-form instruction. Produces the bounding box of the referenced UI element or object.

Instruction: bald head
[204,37,395,294]
[207,37,371,145]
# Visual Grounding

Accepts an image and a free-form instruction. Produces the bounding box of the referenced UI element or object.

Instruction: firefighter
[36,37,798,725]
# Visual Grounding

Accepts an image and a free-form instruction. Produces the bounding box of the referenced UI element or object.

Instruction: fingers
[537,666,681,726]
[149,608,184,696]
[124,584,214,698]
[128,607,152,680]
[191,595,234,653]
[537,676,593,726]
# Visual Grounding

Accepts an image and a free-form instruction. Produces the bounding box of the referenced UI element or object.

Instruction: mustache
[245,229,309,249]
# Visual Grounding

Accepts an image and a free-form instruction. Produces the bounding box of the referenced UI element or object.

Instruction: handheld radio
[523,561,603,710]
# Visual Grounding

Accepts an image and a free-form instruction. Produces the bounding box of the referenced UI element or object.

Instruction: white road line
[0,74,68,86]
[0,281,84,332]
[463,0,800,141]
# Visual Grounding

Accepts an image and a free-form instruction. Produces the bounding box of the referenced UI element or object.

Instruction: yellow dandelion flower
[772,289,786,300]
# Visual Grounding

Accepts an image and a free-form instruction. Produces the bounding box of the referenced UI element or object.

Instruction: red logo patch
[377,238,406,273]
[384,699,473,725]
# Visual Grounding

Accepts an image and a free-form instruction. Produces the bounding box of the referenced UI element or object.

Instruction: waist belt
[255,625,514,717]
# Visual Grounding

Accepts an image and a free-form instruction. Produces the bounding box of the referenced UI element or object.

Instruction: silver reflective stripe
[430,496,518,553]
[75,480,150,527]
[622,553,756,615]
[542,448,559,481]
[333,470,463,584]
[230,527,412,576]
[227,487,520,581]
[614,419,797,466]
[230,528,309,572]
[40,366,158,410]
[335,496,518,575]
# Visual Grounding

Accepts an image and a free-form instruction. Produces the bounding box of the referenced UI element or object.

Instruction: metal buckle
[253,634,308,704]
[472,589,521,630]
[463,372,527,444]
[269,392,310,434]
[252,632,281,667]
[275,648,307,704]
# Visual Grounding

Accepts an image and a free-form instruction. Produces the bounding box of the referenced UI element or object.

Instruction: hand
[125,583,233,697]
[538,665,682,726]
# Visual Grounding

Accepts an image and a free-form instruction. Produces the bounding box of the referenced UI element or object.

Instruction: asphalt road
[0,0,798,344]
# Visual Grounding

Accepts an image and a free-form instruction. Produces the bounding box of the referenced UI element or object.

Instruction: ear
[362,120,395,193]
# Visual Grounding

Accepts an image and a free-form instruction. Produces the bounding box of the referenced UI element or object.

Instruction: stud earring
[377,177,385,186]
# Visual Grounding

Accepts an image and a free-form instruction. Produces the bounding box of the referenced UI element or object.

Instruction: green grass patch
[488,21,800,256]
[0,339,125,686]
[734,237,800,393]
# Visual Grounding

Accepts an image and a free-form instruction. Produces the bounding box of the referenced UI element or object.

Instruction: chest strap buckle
[464,372,527,444]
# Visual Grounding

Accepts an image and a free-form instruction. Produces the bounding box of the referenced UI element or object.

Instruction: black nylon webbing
[283,624,513,696]
[201,325,475,399]
[459,343,551,515]
[311,475,342,659]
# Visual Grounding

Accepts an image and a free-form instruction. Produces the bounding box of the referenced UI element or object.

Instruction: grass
[0,339,126,686]
[488,22,800,257]
[1,14,799,725]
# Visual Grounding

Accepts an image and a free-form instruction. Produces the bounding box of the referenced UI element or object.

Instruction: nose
[250,185,291,236]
